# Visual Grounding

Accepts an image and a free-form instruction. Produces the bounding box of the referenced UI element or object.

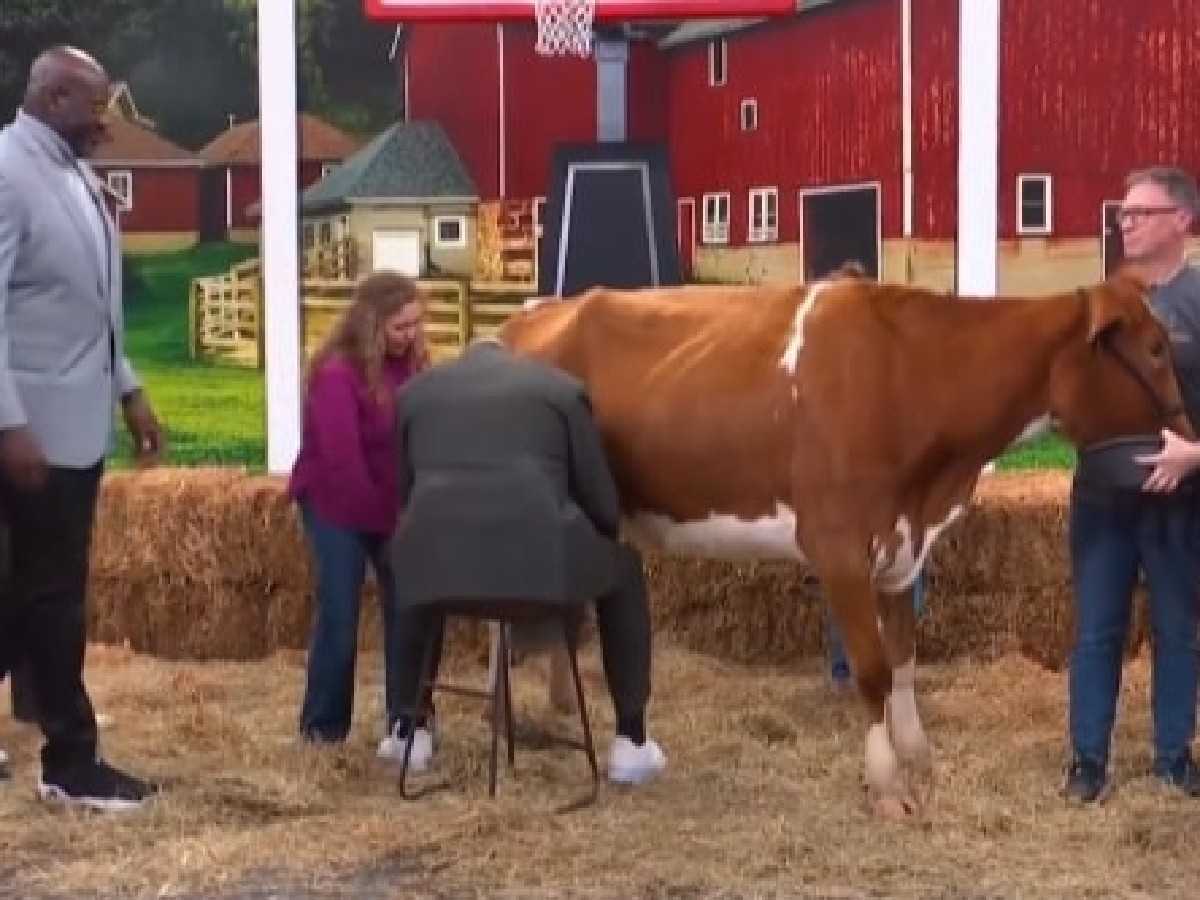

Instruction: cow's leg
[879,583,933,812]
[818,557,910,819]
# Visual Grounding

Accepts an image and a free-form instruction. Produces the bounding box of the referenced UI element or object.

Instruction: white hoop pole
[259,0,302,474]
[957,0,1000,296]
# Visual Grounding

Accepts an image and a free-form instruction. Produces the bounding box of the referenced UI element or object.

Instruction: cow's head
[1050,274,1194,446]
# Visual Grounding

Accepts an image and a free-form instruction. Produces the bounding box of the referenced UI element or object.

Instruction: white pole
[957,0,1000,296]
[258,0,302,474]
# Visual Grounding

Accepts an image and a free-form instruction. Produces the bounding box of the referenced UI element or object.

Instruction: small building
[89,86,205,252]
[199,112,360,243]
[300,120,479,279]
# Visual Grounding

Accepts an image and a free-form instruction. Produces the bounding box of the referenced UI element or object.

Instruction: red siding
[230,166,261,230]
[911,0,958,240]
[667,0,905,245]
[501,24,596,199]
[408,24,501,197]
[999,0,1200,238]
[95,167,202,234]
[628,40,670,145]
[407,22,673,201]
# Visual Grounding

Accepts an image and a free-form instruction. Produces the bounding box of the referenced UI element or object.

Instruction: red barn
[401,0,1200,291]
[89,104,204,252]
[199,113,360,243]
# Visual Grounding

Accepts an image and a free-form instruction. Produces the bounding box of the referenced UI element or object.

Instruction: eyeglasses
[1117,205,1180,225]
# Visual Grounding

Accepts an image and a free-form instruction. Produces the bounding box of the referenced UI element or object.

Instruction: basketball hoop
[534,0,596,57]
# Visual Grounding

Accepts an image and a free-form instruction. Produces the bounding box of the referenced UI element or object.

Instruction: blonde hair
[308,271,428,401]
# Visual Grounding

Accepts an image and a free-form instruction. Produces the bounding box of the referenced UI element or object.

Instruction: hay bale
[88,467,1136,670]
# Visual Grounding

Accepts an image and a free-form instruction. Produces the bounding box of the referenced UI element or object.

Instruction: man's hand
[0,426,48,491]
[122,390,164,468]
[1137,428,1200,493]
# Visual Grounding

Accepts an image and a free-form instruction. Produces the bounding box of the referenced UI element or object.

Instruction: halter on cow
[501,272,1192,818]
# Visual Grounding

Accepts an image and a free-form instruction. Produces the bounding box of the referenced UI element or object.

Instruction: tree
[223,0,400,135]
[0,0,150,119]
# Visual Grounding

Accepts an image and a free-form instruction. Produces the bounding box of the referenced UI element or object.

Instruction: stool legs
[564,615,600,800]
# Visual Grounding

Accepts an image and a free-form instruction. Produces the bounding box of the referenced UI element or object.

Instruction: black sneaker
[1154,755,1200,797]
[38,759,158,812]
[1063,756,1110,804]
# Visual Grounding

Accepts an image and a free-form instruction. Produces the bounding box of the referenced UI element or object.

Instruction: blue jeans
[826,570,927,681]
[299,503,401,742]
[1068,490,1199,771]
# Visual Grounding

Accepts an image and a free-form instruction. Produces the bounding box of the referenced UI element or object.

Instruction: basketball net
[534,0,596,57]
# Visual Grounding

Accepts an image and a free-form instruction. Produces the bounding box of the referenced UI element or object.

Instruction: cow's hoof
[868,791,919,821]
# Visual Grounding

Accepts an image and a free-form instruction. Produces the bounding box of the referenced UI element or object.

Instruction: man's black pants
[0,465,101,774]
[393,542,652,727]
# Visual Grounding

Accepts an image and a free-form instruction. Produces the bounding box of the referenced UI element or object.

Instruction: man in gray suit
[0,47,163,810]
[386,341,666,785]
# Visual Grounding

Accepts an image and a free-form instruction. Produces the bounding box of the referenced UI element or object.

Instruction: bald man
[0,47,163,810]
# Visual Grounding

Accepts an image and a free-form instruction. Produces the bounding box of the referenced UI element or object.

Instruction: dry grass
[2,641,1197,900]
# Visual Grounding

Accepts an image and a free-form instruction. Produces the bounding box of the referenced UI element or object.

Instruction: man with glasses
[1065,166,1200,804]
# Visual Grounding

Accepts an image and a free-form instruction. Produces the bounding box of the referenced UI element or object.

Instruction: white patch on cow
[623,503,804,561]
[522,296,555,311]
[790,385,799,403]
[887,658,928,762]
[865,721,899,796]
[1013,414,1052,446]
[779,281,831,375]
[872,504,965,593]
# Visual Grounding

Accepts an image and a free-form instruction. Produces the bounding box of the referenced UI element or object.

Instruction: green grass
[110,242,265,470]
[995,432,1076,470]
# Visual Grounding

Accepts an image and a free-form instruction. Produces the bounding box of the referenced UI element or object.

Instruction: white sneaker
[607,736,667,785]
[376,723,435,773]
[0,748,8,770]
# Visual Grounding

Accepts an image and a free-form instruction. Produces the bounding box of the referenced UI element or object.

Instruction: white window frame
[105,169,133,213]
[749,187,778,243]
[302,223,316,250]
[702,192,730,245]
[1017,173,1052,236]
[433,214,468,249]
[708,39,728,88]
[740,98,759,132]
[320,161,337,178]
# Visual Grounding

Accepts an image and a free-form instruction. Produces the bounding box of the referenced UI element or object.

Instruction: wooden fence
[190,264,533,369]
[188,259,263,368]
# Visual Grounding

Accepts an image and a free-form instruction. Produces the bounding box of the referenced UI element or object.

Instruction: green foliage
[110,243,266,470]
[2,0,399,148]
[995,432,1075,470]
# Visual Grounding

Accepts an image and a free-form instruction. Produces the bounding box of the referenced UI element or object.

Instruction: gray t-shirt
[1151,264,1200,428]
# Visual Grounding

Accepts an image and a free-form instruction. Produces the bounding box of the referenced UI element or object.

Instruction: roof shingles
[301,120,477,214]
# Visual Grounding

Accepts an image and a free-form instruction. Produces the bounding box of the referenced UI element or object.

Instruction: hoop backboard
[364,0,795,22]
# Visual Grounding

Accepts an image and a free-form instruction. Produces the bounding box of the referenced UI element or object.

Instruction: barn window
[302,223,316,250]
[434,215,468,248]
[105,170,133,212]
[748,188,778,243]
[740,98,759,132]
[702,192,730,244]
[1017,174,1052,235]
[708,39,727,88]
[319,221,332,245]
[321,162,337,179]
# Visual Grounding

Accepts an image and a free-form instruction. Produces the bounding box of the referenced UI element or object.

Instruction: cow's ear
[1085,284,1127,344]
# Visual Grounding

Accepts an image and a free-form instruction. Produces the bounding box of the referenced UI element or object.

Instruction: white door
[371,229,421,276]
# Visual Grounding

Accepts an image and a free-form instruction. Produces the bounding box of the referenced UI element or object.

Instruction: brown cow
[500,274,1192,819]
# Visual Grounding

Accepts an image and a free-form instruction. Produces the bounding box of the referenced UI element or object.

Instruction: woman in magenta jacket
[289,272,428,754]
